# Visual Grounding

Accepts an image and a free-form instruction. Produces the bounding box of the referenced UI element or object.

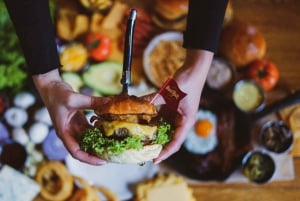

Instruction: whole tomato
[247,59,280,91]
[85,32,112,61]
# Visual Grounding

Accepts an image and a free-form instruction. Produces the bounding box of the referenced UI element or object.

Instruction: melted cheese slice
[102,121,157,138]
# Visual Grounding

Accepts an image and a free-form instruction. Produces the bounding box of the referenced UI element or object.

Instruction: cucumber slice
[83,61,123,95]
[61,72,83,92]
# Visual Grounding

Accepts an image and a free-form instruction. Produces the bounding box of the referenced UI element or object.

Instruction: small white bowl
[143,32,184,87]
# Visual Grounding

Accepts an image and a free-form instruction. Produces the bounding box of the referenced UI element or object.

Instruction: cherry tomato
[247,59,280,91]
[85,32,112,61]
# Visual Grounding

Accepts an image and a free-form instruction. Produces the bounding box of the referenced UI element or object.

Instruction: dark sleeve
[183,0,228,53]
[4,0,61,75]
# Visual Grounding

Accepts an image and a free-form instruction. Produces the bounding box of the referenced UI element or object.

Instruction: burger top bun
[219,20,266,68]
[95,94,157,115]
[152,0,188,31]
[155,0,188,20]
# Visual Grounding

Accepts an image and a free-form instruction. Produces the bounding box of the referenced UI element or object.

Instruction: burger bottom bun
[101,144,163,164]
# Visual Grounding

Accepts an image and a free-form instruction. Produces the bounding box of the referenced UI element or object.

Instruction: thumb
[141,92,165,106]
[68,93,111,110]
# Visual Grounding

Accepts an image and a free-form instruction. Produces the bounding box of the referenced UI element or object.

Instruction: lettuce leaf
[152,119,172,145]
[80,119,172,156]
[0,1,27,93]
[80,128,143,156]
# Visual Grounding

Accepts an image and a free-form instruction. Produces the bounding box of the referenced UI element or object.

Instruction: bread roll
[219,20,266,68]
[152,0,188,31]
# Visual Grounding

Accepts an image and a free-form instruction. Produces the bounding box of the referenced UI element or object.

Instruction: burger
[80,94,172,164]
[151,0,189,31]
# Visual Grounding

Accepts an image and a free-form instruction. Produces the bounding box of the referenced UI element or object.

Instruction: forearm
[175,49,214,92]
[178,0,228,90]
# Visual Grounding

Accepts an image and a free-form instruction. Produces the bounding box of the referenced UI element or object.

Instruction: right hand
[143,49,214,163]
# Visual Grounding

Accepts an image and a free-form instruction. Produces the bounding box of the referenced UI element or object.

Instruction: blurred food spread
[0,0,299,200]
[146,35,186,87]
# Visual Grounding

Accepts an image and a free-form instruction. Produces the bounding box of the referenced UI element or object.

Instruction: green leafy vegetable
[80,128,144,156]
[151,119,172,145]
[80,119,172,157]
[0,1,27,93]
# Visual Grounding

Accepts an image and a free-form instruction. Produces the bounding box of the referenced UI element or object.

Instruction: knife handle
[121,9,137,94]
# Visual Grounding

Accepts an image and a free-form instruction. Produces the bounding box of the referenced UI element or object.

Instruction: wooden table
[191,159,300,201]
[190,1,300,200]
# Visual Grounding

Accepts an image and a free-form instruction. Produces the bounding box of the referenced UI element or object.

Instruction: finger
[71,148,107,166]
[69,111,92,133]
[141,92,165,106]
[68,93,111,110]
[63,133,107,165]
[154,118,192,163]
[153,131,185,163]
[68,93,93,109]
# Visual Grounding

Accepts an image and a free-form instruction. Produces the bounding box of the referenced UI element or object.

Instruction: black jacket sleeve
[4,0,61,75]
[183,0,228,53]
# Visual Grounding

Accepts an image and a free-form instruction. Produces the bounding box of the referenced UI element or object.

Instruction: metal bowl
[260,120,293,153]
[242,150,275,184]
[233,80,265,113]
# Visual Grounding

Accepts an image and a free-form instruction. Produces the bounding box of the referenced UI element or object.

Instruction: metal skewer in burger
[80,9,172,164]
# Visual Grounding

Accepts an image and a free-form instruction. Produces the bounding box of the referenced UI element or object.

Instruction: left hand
[32,69,111,165]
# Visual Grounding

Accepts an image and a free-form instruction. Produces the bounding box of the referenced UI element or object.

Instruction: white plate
[65,154,159,200]
[143,31,183,87]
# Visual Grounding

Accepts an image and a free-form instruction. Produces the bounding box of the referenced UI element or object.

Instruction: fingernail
[154,160,162,165]
[96,160,107,165]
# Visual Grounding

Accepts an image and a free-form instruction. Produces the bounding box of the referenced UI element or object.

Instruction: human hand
[32,69,111,165]
[143,49,214,163]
